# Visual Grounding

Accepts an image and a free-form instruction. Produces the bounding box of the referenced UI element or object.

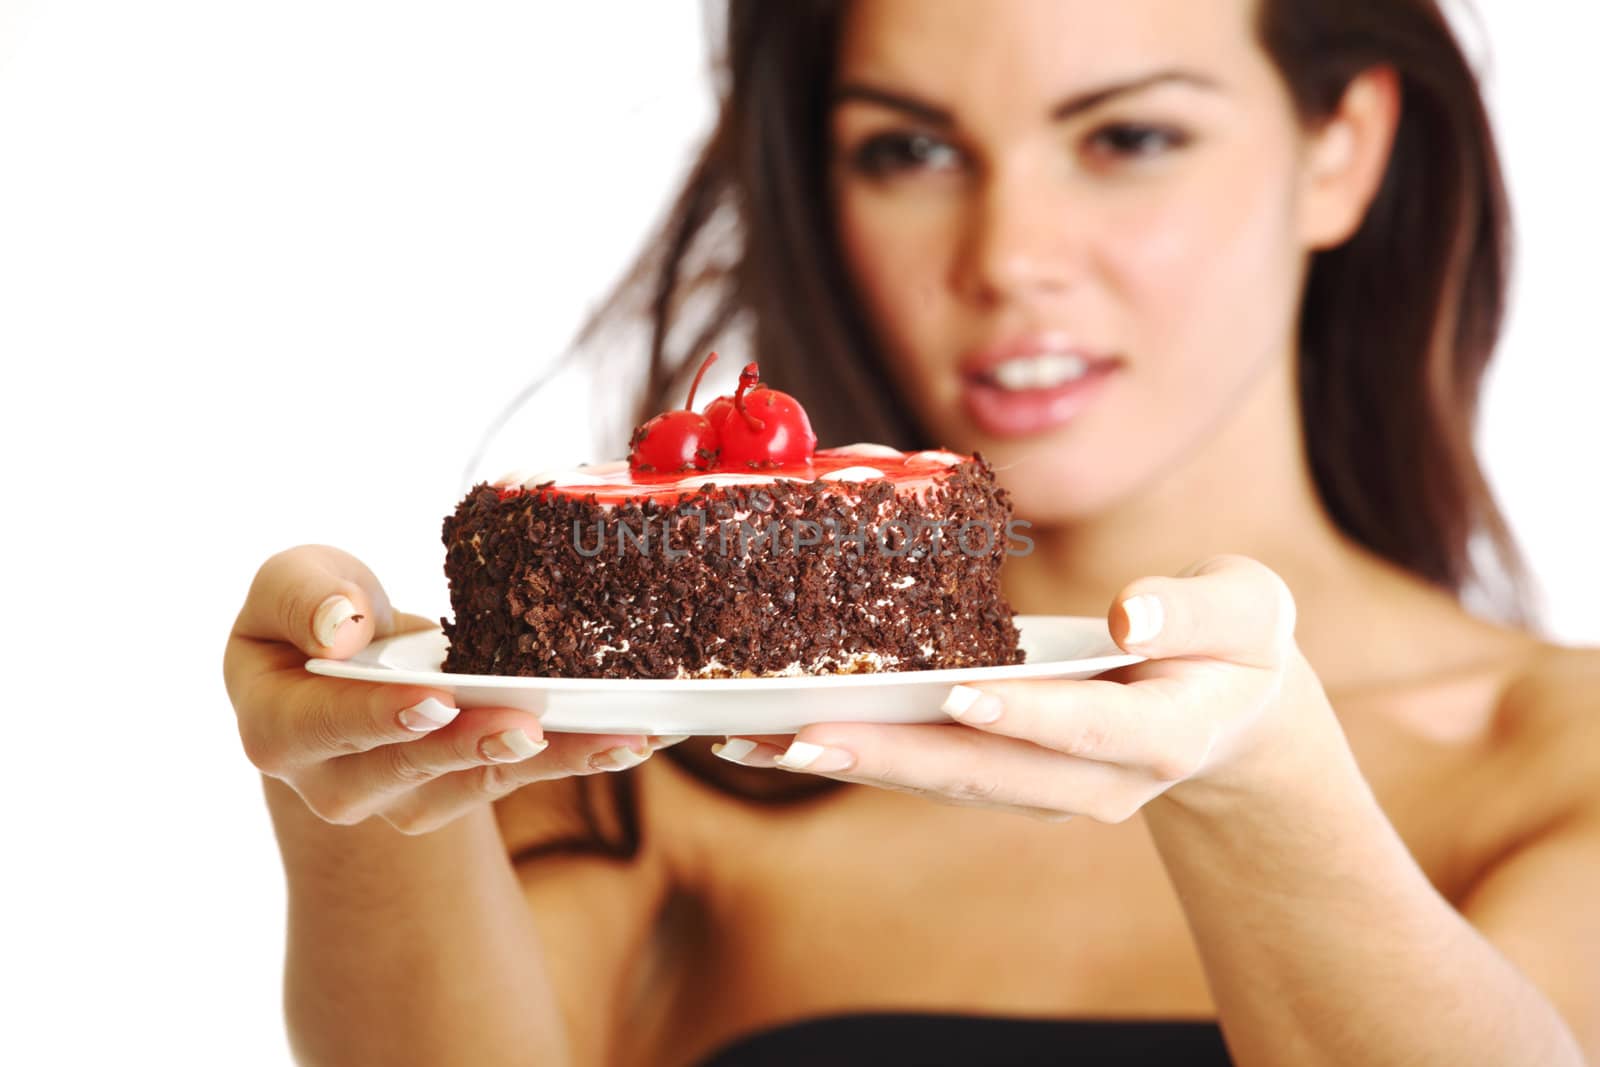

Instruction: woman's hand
[714,554,1338,823]
[223,544,685,835]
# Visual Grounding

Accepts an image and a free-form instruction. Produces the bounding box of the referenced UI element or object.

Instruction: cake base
[441,454,1025,680]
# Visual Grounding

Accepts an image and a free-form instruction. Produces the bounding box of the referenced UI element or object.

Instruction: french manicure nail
[712,738,759,764]
[776,741,854,773]
[590,745,650,772]
[481,729,547,763]
[313,594,360,648]
[650,734,691,749]
[399,697,459,732]
[942,684,1001,724]
[1122,594,1164,644]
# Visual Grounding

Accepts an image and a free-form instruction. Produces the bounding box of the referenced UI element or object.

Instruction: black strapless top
[695,1012,1232,1065]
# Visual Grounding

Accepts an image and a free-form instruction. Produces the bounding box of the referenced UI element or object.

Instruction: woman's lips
[959,360,1120,438]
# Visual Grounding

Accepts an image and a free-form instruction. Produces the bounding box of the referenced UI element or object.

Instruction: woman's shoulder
[1498,637,1599,729]
[1389,596,1595,758]
[1494,637,1600,813]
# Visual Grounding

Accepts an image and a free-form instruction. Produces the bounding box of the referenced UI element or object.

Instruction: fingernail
[650,734,691,749]
[313,594,361,648]
[1122,594,1164,644]
[776,741,854,773]
[942,685,1001,724]
[712,738,759,765]
[590,745,651,772]
[399,697,459,732]
[480,729,547,763]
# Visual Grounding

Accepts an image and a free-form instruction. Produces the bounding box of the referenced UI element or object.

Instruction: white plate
[304,615,1142,735]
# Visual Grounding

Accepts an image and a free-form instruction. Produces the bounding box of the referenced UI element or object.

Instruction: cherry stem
[733,361,765,430]
[684,351,719,411]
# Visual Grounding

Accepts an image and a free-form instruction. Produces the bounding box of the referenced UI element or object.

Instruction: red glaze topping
[507,352,963,506]
[494,445,968,507]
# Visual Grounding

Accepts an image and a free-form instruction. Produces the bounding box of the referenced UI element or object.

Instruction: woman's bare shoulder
[1495,639,1600,810]
[1501,639,1600,725]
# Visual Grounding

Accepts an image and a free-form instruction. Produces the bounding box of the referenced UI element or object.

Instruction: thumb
[233,544,427,660]
[1111,554,1297,669]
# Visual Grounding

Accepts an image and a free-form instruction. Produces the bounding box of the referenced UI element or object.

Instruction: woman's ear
[1298,65,1403,250]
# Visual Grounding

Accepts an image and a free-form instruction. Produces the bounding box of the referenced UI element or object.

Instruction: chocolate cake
[440,445,1026,679]
[440,355,1024,680]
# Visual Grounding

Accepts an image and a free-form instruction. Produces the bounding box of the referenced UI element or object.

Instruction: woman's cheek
[1108,166,1294,403]
[838,196,957,397]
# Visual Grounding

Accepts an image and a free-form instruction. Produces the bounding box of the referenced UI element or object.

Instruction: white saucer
[304,615,1142,735]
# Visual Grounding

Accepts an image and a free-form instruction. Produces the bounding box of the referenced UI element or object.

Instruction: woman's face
[830,0,1349,521]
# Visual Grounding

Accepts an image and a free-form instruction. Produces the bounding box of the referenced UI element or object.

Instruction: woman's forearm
[263,776,572,1067]
[1143,706,1583,1067]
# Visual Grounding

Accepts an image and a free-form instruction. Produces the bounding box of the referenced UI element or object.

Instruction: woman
[223,1,1598,1064]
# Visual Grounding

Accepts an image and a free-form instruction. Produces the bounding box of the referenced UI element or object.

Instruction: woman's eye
[1086,123,1189,160]
[849,132,963,178]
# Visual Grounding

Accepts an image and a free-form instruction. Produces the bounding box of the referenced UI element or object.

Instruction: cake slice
[440,356,1025,679]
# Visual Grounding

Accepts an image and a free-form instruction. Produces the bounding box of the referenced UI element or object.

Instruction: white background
[0,2,1594,1063]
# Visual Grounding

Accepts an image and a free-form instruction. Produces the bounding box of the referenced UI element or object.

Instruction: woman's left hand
[715,554,1337,823]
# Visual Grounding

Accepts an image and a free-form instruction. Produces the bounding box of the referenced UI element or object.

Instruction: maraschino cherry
[709,362,818,468]
[628,351,722,474]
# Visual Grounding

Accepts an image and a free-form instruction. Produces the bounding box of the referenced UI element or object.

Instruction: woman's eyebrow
[831,68,1221,126]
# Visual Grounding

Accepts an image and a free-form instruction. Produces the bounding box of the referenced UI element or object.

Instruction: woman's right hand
[222,544,682,835]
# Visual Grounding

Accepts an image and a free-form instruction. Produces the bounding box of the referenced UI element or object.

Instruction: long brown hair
[507,0,1540,866]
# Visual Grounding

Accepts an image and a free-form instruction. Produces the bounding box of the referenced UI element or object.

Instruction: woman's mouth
[959,349,1121,438]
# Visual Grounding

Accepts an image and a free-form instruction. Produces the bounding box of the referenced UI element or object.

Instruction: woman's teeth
[988,352,1092,391]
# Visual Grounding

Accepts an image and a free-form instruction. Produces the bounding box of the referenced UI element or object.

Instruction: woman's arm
[1143,655,1591,1067]
[265,776,573,1067]
[228,546,683,1066]
[722,557,1594,1064]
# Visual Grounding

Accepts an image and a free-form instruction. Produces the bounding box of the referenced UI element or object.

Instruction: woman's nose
[951,167,1081,308]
